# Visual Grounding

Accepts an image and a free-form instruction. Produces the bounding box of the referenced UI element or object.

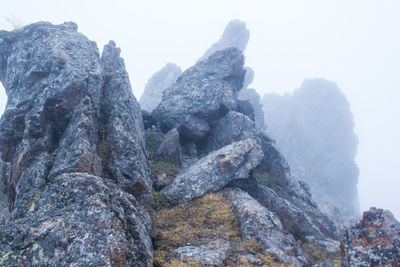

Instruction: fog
[1,0,399,219]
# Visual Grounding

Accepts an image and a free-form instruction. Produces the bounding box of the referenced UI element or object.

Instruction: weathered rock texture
[0,22,152,266]
[152,47,246,143]
[263,79,360,228]
[229,187,309,265]
[175,239,230,265]
[198,19,249,62]
[161,138,263,202]
[139,63,182,112]
[342,208,400,266]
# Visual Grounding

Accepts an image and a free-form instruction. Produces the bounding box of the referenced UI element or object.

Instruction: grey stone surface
[175,239,230,265]
[156,128,182,165]
[139,63,182,112]
[198,19,249,62]
[229,187,309,265]
[0,22,152,266]
[263,78,360,228]
[152,47,245,141]
[342,208,400,266]
[160,138,263,202]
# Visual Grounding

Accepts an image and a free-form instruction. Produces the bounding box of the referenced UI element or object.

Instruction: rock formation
[263,79,360,229]
[139,63,182,113]
[0,20,396,266]
[198,19,249,62]
[0,22,152,266]
[342,208,400,266]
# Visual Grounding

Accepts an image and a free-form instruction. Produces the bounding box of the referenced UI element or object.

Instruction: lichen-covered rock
[0,173,153,266]
[160,138,263,202]
[342,208,400,266]
[100,41,152,203]
[0,22,153,266]
[152,47,245,140]
[175,239,230,265]
[156,128,182,166]
[229,187,309,265]
[198,19,249,62]
[139,63,182,112]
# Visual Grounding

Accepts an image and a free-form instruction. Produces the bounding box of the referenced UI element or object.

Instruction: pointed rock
[139,63,182,112]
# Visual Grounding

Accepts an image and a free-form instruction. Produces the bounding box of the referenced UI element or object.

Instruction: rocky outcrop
[198,19,249,62]
[263,79,360,228]
[175,239,230,265]
[229,187,309,265]
[160,138,263,202]
[139,63,182,112]
[342,208,400,266]
[152,47,245,142]
[0,22,152,266]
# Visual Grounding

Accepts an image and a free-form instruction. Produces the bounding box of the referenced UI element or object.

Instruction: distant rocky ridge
[139,63,182,113]
[262,79,360,230]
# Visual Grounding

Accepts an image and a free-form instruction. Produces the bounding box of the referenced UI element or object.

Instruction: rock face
[139,63,182,112]
[0,22,152,266]
[342,208,400,266]
[152,47,245,142]
[263,79,360,228]
[175,239,230,265]
[229,187,309,265]
[156,128,182,165]
[160,138,263,202]
[198,19,249,62]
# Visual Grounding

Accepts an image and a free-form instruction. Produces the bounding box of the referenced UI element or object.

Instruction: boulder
[139,63,182,112]
[229,187,309,265]
[160,138,263,202]
[342,208,400,266]
[175,239,230,265]
[152,47,246,140]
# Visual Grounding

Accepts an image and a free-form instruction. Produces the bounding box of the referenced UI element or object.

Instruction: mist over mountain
[263,79,360,228]
[0,16,398,266]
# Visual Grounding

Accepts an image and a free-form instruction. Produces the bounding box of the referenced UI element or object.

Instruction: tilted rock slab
[160,138,263,202]
[229,187,309,265]
[0,22,152,266]
[152,47,245,142]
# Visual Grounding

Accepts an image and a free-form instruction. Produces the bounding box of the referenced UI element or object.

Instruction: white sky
[1,0,399,219]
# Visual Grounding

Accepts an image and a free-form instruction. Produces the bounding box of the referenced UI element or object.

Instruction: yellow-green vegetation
[151,192,239,266]
[302,243,341,266]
